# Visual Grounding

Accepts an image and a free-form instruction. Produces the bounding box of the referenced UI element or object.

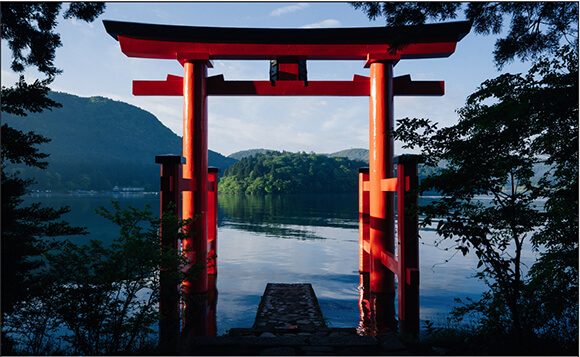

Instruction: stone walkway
[185,283,412,355]
[253,283,327,332]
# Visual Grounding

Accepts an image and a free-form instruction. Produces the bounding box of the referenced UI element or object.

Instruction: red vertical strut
[368,60,396,333]
[207,167,218,276]
[358,167,371,335]
[206,167,218,336]
[156,155,183,354]
[182,60,209,339]
[396,162,407,333]
[359,168,370,274]
[395,155,421,335]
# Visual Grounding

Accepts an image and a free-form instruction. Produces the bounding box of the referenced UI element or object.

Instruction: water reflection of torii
[104,19,471,350]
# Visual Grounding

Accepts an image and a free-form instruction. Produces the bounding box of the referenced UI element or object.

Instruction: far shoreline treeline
[218,151,367,194]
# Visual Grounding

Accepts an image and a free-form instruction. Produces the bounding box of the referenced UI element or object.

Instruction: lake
[23,192,538,335]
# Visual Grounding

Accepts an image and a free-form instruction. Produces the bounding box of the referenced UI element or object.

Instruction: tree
[520,48,578,349]
[3,202,194,355]
[393,46,577,352]
[350,2,578,68]
[2,2,105,78]
[1,3,106,354]
[353,2,578,351]
[218,151,366,194]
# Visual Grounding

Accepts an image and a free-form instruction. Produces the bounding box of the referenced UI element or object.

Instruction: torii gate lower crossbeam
[132,73,444,96]
[103,19,471,346]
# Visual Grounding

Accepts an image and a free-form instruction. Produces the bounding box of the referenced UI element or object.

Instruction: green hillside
[219,151,367,194]
[228,148,273,160]
[3,92,237,191]
[229,148,367,162]
[328,148,369,162]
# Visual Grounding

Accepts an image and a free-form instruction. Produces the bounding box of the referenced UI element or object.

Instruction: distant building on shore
[112,186,145,192]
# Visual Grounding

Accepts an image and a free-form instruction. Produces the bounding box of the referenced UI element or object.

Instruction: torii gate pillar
[181,60,209,339]
[368,60,397,332]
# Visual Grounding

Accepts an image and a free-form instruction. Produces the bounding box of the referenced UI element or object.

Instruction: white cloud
[270,3,309,16]
[204,96,370,156]
[301,19,341,29]
[0,70,19,87]
[68,18,94,29]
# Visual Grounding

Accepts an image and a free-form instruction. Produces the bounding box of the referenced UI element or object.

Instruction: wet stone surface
[254,283,327,332]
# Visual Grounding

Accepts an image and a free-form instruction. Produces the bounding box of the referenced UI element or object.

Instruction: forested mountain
[328,148,369,162]
[229,148,368,162]
[219,151,367,194]
[2,92,237,191]
[228,148,274,160]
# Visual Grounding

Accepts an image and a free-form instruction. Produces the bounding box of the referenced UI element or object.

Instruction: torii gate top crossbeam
[103,20,471,62]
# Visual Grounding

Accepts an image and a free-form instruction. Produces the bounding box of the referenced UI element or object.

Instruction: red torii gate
[104,19,470,347]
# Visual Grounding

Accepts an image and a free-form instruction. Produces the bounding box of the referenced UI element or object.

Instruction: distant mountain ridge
[228,148,370,162]
[327,148,369,162]
[3,92,236,191]
[228,148,274,160]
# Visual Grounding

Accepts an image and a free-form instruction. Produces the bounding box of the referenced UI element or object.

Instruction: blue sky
[1,2,531,156]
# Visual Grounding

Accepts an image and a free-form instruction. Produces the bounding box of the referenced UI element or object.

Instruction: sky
[1,2,532,157]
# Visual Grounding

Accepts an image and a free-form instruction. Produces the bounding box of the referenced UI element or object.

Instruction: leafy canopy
[4,202,195,355]
[350,2,579,68]
[220,151,367,194]
[1,2,105,78]
[1,3,106,354]
[392,46,578,351]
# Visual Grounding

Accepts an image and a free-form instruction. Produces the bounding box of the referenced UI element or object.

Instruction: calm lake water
[24,192,538,335]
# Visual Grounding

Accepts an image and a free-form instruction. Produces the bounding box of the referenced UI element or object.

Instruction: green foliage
[1,94,88,324]
[219,151,366,194]
[0,188,87,320]
[420,316,571,355]
[1,0,104,313]
[351,2,578,68]
[351,2,461,27]
[1,3,109,354]
[3,202,197,355]
[1,76,61,117]
[394,47,577,349]
[1,2,105,78]
[2,124,51,170]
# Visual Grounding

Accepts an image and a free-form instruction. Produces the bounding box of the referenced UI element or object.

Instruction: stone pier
[253,283,327,332]
[186,283,410,355]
